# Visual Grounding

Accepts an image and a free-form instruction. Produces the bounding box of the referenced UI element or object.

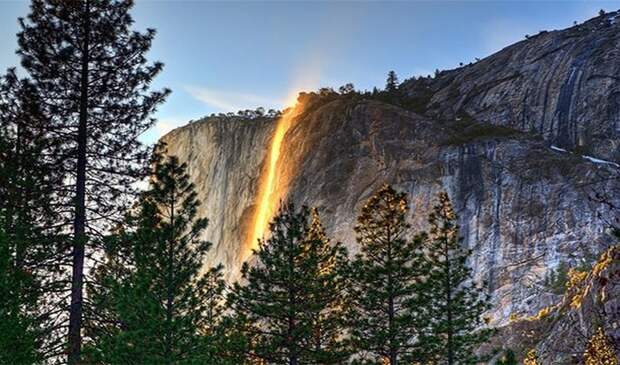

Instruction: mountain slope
[402,10,620,162]
[160,11,620,331]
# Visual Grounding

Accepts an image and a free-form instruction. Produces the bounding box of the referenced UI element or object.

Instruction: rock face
[536,245,620,364]
[161,11,620,330]
[401,11,620,162]
[162,116,275,276]
[482,244,620,364]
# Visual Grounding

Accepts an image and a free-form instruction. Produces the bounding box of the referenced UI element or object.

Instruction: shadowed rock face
[161,12,620,327]
[402,10,620,161]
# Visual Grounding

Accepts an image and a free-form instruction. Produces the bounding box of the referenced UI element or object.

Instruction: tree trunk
[68,2,90,363]
[386,226,398,365]
[287,231,297,365]
[445,236,454,365]
[164,188,175,364]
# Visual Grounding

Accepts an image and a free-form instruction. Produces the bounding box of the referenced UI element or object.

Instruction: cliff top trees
[85,150,225,364]
[347,184,431,365]
[17,1,169,362]
[385,71,399,93]
[228,204,350,365]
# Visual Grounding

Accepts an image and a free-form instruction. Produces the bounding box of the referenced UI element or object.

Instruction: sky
[1,0,619,143]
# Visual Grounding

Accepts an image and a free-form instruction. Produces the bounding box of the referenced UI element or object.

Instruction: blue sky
[0,0,618,143]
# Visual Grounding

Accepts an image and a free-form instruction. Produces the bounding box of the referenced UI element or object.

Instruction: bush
[497,349,518,365]
[546,262,569,295]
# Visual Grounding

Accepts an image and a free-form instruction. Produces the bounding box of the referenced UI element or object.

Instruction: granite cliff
[160,10,620,360]
[402,10,620,162]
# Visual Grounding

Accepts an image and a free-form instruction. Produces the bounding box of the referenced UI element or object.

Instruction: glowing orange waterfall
[246,104,301,259]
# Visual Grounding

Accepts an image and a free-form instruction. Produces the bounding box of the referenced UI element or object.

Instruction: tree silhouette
[385,71,399,93]
[0,71,65,362]
[85,149,224,364]
[17,1,169,362]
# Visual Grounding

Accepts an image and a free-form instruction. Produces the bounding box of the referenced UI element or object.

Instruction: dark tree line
[17,0,170,360]
[84,149,225,364]
[0,68,65,364]
[2,0,168,363]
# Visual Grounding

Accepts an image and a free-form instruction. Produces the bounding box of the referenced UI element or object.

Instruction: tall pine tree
[84,149,225,364]
[305,208,350,364]
[0,71,65,363]
[17,1,169,362]
[424,192,491,365]
[228,204,350,365]
[347,184,430,365]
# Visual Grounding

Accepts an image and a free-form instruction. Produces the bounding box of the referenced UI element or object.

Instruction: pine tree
[347,184,430,365]
[228,204,350,365]
[424,192,491,365]
[17,1,170,362]
[496,349,517,365]
[84,150,225,364]
[0,71,65,363]
[205,314,255,365]
[0,224,41,364]
[385,71,399,93]
[305,208,351,364]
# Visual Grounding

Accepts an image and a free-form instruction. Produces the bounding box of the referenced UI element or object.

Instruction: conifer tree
[84,150,225,364]
[0,71,64,363]
[0,224,41,364]
[385,71,399,93]
[204,314,256,365]
[305,208,351,363]
[17,2,169,362]
[496,349,518,365]
[424,192,491,365]
[347,184,430,365]
[228,204,350,365]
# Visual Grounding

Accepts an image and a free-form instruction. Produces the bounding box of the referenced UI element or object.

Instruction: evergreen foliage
[347,184,431,365]
[2,2,607,364]
[228,204,350,364]
[0,71,64,363]
[85,149,225,365]
[545,261,569,294]
[16,1,170,361]
[496,349,518,365]
[385,71,399,92]
[424,192,491,364]
[0,225,41,365]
